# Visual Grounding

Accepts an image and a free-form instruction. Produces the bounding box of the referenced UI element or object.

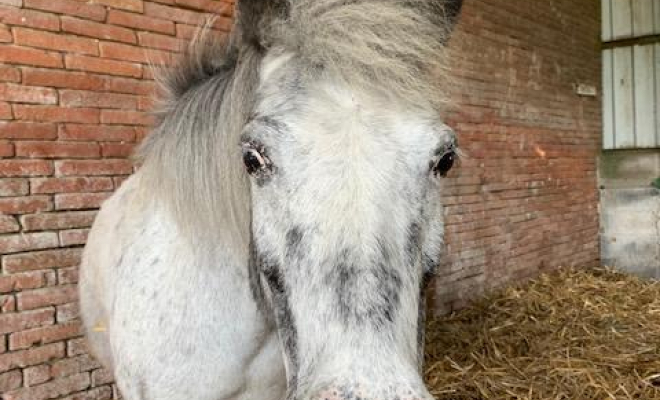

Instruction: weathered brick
[0,179,28,197]
[0,342,63,373]
[9,321,82,350]
[60,90,138,110]
[62,16,137,44]
[0,196,53,214]
[2,248,81,273]
[60,386,113,400]
[51,355,99,378]
[0,24,11,43]
[55,160,133,176]
[31,177,114,194]
[107,9,175,35]
[0,140,14,156]
[57,302,79,323]
[100,109,155,126]
[59,228,90,246]
[0,102,12,119]
[16,285,78,311]
[0,369,22,392]
[58,266,79,285]
[0,309,54,335]
[0,45,63,68]
[0,5,60,32]
[0,122,58,140]
[0,66,21,83]
[176,20,231,39]
[55,193,110,210]
[24,0,106,21]
[13,105,100,124]
[24,364,51,386]
[3,372,90,400]
[174,0,233,15]
[12,28,99,56]
[90,0,143,12]
[91,368,113,387]
[21,211,97,232]
[22,68,105,91]
[65,54,142,78]
[104,77,156,96]
[0,232,58,254]
[0,214,19,233]
[0,83,57,105]
[0,271,46,293]
[144,1,206,25]
[59,124,136,142]
[100,143,134,158]
[0,0,22,7]
[0,160,52,177]
[15,141,100,159]
[66,337,86,358]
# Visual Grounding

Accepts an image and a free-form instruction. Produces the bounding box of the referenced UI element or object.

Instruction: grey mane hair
[136,25,259,259]
[269,0,457,108]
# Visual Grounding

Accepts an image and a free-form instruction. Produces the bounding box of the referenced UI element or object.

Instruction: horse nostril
[243,147,265,174]
[433,151,455,177]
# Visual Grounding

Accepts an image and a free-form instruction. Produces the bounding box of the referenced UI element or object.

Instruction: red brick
[59,228,89,246]
[174,0,233,15]
[100,109,155,126]
[0,102,11,119]
[0,45,63,68]
[1,293,16,311]
[0,5,60,32]
[3,372,90,400]
[0,196,53,214]
[65,54,142,78]
[55,160,133,176]
[9,321,82,350]
[101,143,134,157]
[90,368,113,387]
[55,192,110,210]
[0,24,11,43]
[61,16,137,44]
[0,369,22,392]
[16,285,78,311]
[90,0,142,12]
[144,1,206,25]
[58,124,136,142]
[15,141,99,159]
[2,248,82,273]
[176,20,231,39]
[0,179,27,197]
[104,76,156,96]
[21,211,97,231]
[51,355,99,379]
[0,271,46,293]
[0,122,58,140]
[24,0,106,21]
[0,66,21,83]
[22,68,105,91]
[0,342,64,373]
[60,90,138,110]
[0,0,22,7]
[0,309,54,335]
[100,41,173,65]
[0,214,19,233]
[107,9,175,35]
[0,160,53,177]
[13,28,99,56]
[31,177,114,194]
[58,266,78,284]
[138,31,185,52]
[0,83,57,105]
[0,140,14,156]
[13,105,100,123]
[24,364,51,386]
[0,232,58,254]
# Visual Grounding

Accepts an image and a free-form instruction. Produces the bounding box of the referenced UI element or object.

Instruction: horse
[79,0,463,399]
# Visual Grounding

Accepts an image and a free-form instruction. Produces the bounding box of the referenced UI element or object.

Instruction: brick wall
[0,0,602,398]
[0,0,232,398]
[432,0,602,313]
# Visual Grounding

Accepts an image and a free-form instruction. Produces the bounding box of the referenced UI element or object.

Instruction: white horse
[79,0,463,399]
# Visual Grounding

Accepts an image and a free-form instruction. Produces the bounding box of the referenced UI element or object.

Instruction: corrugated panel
[602,0,613,41]
[612,0,633,39]
[634,44,656,147]
[657,43,660,145]
[633,0,655,36]
[613,47,636,148]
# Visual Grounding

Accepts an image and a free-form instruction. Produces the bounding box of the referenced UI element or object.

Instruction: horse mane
[136,0,460,256]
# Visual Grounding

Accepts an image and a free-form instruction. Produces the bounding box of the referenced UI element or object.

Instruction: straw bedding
[424,268,660,399]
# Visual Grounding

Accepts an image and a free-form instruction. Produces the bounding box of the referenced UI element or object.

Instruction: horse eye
[433,151,455,177]
[242,145,267,175]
